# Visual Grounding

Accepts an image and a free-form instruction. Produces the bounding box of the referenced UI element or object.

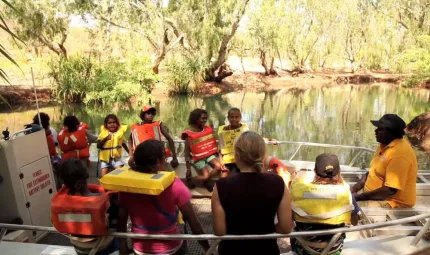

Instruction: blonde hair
[234,131,266,172]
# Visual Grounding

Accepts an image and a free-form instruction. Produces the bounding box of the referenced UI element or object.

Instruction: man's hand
[354,186,397,202]
[170,158,179,168]
[352,192,358,199]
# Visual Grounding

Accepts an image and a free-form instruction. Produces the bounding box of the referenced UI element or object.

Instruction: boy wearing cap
[290,153,359,255]
[351,114,418,208]
[128,105,179,168]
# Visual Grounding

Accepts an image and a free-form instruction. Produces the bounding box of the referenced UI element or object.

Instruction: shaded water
[1,85,429,168]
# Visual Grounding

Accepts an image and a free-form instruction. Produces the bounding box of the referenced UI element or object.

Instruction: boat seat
[282,236,429,255]
[342,235,429,254]
[0,241,78,255]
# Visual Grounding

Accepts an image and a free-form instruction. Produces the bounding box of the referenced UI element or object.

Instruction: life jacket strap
[100,146,122,150]
[292,203,354,220]
[132,196,179,232]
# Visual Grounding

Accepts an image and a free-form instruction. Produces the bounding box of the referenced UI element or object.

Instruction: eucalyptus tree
[5,0,70,58]
[167,0,251,82]
[248,0,285,75]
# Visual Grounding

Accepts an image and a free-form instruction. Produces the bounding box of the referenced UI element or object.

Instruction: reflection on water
[1,86,429,168]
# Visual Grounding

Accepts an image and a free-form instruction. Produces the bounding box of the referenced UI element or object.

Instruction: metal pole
[30,67,42,129]
[348,150,363,166]
[289,144,303,161]
[320,232,342,255]
[205,239,220,255]
[0,213,430,241]
[410,217,430,246]
[359,207,374,237]
[0,228,7,243]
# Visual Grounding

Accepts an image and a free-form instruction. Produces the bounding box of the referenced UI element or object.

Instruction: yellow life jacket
[100,167,175,195]
[100,167,184,225]
[291,172,354,225]
[99,125,127,162]
[217,123,249,164]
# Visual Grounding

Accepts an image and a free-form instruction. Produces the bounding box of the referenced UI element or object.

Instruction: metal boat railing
[1,212,430,255]
[170,139,375,167]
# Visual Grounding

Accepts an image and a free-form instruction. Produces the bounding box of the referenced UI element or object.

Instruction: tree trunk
[260,50,270,75]
[151,50,165,74]
[59,44,68,59]
[269,57,277,75]
[240,56,246,73]
[205,0,251,82]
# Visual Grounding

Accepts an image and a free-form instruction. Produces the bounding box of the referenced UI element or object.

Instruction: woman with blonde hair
[211,131,292,255]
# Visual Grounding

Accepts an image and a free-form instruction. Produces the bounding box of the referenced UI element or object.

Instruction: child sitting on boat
[128,105,178,169]
[182,108,222,191]
[97,114,129,177]
[57,159,119,255]
[217,107,249,174]
[290,153,360,255]
[117,140,209,255]
[58,115,97,167]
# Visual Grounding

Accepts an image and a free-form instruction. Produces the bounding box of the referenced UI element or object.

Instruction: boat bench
[281,235,430,255]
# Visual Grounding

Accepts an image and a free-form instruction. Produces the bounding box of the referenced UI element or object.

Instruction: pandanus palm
[0,0,24,104]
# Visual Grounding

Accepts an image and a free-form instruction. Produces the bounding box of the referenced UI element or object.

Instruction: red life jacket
[51,184,111,236]
[181,126,217,162]
[131,121,172,157]
[58,123,90,161]
[47,133,57,157]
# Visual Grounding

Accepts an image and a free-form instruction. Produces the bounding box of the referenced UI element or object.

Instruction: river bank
[1,70,424,106]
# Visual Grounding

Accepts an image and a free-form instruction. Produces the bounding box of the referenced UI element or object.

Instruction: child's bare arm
[160,123,177,159]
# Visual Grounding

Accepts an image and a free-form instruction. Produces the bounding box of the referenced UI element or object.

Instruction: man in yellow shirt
[351,114,418,208]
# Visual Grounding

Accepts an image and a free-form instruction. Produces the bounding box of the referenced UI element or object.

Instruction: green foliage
[47,55,91,102]
[6,0,69,56]
[125,58,159,94]
[166,55,208,94]
[397,35,430,87]
[85,80,149,106]
[48,55,157,104]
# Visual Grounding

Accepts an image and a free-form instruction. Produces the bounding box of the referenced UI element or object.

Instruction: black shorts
[224,163,240,173]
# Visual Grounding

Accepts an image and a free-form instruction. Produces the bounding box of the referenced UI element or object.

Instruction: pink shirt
[119,178,191,254]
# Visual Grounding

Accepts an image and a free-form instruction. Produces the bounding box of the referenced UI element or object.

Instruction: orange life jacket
[51,184,111,236]
[47,133,57,157]
[264,156,296,186]
[181,126,217,162]
[58,123,90,161]
[131,121,172,157]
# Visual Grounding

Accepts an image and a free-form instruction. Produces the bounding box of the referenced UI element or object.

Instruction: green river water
[1,85,429,168]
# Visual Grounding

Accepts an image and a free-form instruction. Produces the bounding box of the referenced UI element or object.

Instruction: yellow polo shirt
[364,138,418,208]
